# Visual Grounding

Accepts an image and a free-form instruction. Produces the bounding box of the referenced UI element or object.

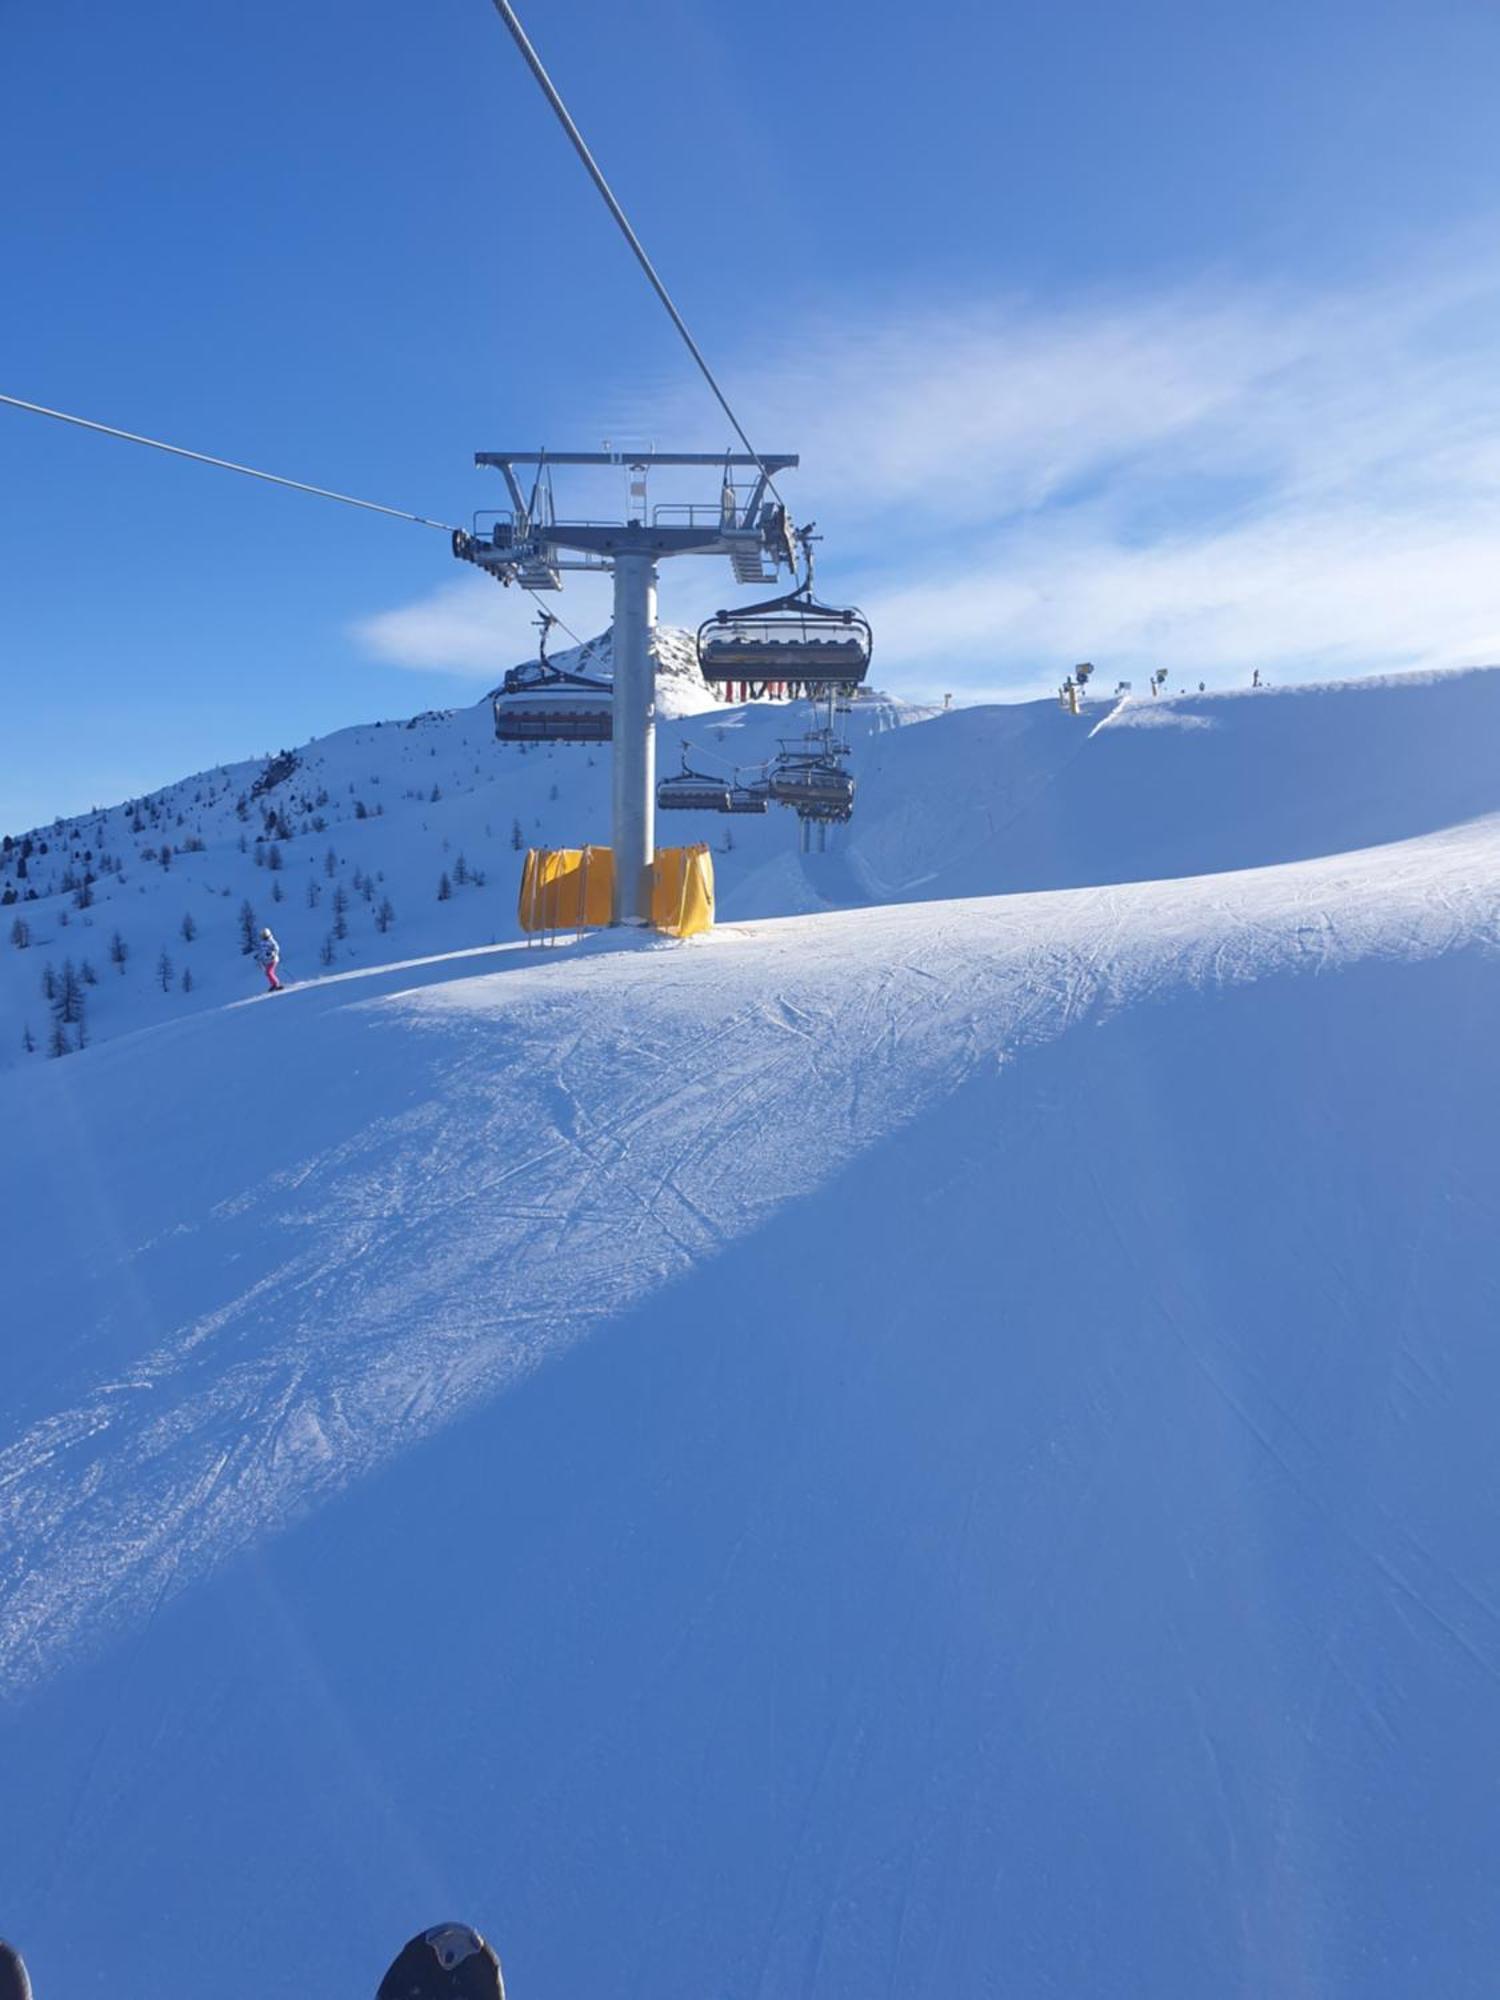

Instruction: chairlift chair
[657,759,732,812]
[796,796,855,825]
[725,784,770,814]
[697,584,873,691]
[766,757,856,815]
[493,612,613,744]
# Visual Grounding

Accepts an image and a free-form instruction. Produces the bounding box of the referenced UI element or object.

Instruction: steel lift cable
[0,391,461,533]
[0,387,582,642]
[534,600,585,646]
[484,0,786,512]
[660,732,741,776]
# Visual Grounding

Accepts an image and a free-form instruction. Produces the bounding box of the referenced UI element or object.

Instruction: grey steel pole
[611,551,658,924]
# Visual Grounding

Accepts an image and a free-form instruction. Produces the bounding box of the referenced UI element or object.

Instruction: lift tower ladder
[454,449,799,925]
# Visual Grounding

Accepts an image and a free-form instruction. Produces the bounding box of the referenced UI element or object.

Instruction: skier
[377,1924,504,2000]
[258,926,283,993]
[0,1942,32,2000]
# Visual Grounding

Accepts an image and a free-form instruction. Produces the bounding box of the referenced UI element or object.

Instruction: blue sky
[3,0,1500,828]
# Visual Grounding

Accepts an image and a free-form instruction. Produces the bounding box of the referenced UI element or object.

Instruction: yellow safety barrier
[652,844,715,938]
[517,846,614,934]
[516,844,713,937]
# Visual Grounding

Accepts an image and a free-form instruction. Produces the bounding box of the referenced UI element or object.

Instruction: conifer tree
[58,960,84,1025]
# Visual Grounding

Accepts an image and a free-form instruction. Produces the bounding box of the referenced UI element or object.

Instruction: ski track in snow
[3,814,1498,1693]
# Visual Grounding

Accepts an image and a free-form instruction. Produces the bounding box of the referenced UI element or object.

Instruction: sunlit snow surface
[3,666,1500,1999]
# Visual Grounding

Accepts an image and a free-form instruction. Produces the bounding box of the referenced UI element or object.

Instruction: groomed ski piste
[4,661,1500,1998]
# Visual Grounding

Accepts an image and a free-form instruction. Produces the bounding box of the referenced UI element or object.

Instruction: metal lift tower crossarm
[470,451,797,545]
[458,450,800,926]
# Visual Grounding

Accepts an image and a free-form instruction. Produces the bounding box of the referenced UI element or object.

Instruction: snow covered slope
[4,754,1500,1997]
[5,659,1500,1996]
[824,663,1500,908]
[0,624,921,1070]
[7,646,1498,1072]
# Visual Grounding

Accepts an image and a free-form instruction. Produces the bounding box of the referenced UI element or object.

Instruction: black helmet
[377,1925,504,2000]
[0,1942,34,2000]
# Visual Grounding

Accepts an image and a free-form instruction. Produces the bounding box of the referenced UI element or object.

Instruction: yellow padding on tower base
[517,846,614,933]
[652,845,715,937]
[516,845,714,935]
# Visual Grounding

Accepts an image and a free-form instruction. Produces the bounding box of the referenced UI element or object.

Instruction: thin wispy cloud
[355,238,1500,692]
[358,571,616,677]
